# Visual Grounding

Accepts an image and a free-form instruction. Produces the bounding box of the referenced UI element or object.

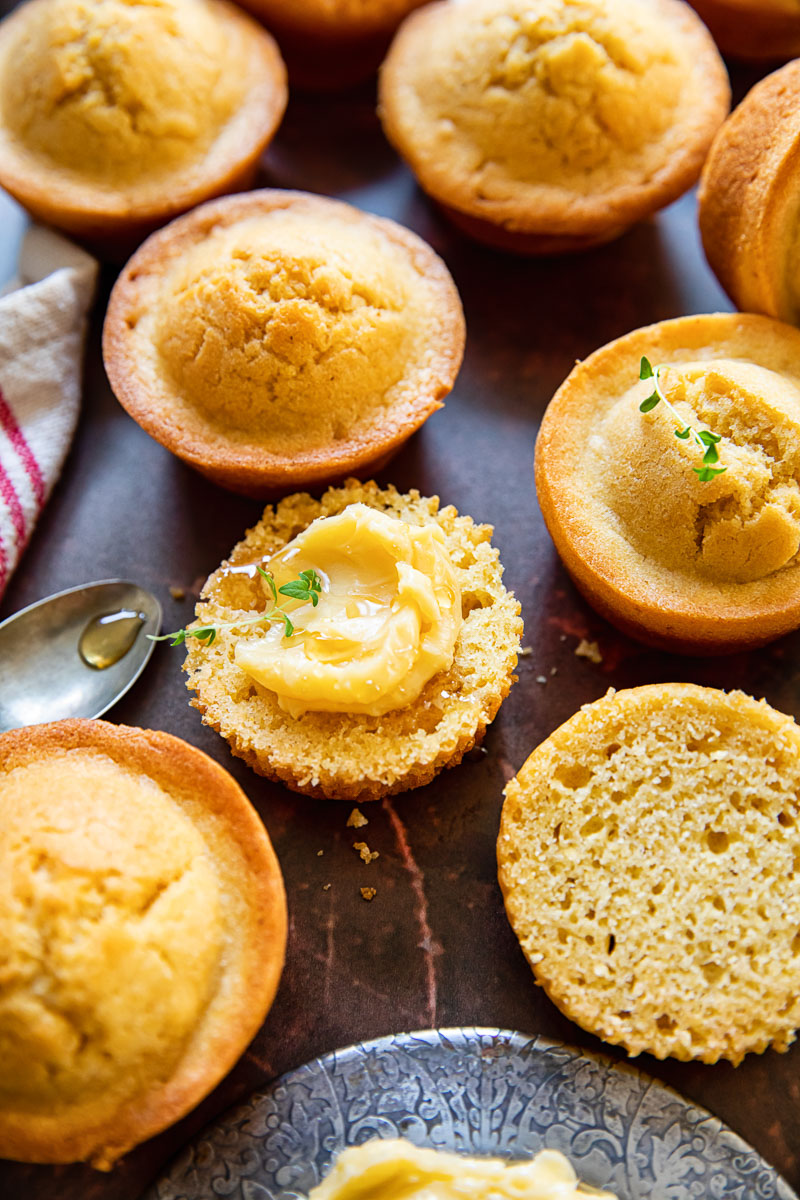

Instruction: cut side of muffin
[103,191,465,495]
[379,0,729,253]
[0,719,287,1168]
[183,480,522,801]
[535,312,800,653]
[699,61,800,326]
[498,683,800,1065]
[0,0,287,251]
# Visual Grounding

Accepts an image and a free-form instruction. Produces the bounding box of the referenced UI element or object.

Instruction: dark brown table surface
[1,50,798,1200]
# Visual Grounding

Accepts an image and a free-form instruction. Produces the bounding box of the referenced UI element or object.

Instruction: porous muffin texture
[498,683,800,1064]
[535,313,800,651]
[184,480,522,801]
[0,0,287,242]
[2,0,243,183]
[0,754,222,1111]
[103,192,465,495]
[699,61,800,326]
[0,720,287,1168]
[379,0,729,249]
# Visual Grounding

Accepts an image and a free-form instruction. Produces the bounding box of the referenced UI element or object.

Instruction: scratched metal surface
[0,53,798,1200]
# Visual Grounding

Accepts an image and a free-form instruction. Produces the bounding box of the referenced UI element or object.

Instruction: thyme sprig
[150,567,323,647]
[639,357,727,483]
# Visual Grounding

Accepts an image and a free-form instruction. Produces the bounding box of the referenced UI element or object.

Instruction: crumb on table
[360,887,377,901]
[347,807,368,828]
[354,841,379,864]
[575,638,603,664]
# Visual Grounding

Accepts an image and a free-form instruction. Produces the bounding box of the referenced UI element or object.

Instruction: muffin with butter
[308,1139,616,1199]
[379,0,729,253]
[699,61,800,327]
[0,719,286,1168]
[535,313,800,652]
[0,0,287,249]
[182,480,522,801]
[237,0,430,89]
[103,191,465,495]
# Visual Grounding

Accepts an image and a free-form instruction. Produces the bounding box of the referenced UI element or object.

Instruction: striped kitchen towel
[0,226,97,597]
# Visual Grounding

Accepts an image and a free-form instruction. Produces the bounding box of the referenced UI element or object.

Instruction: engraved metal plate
[146,1028,797,1200]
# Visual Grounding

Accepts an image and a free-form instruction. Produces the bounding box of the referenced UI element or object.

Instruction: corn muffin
[183,480,522,801]
[0,0,287,250]
[699,62,800,326]
[237,0,430,89]
[103,191,465,495]
[535,312,800,653]
[308,1139,616,1199]
[688,0,800,61]
[498,683,800,1065]
[0,719,287,1168]
[379,0,729,253]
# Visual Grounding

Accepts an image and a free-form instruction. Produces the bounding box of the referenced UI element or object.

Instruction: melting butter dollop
[234,504,462,717]
[306,1139,616,1200]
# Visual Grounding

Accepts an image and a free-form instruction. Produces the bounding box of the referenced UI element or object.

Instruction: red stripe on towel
[0,528,7,594]
[0,460,26,549]
[0,385,46,506]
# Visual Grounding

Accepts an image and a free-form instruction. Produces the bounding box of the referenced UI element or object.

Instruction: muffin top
[379,0,728,238]
[0,751,222,1111]
[0,720,287,1168]
[0,0,286,223]
[104,191,465,493]
[535,313,800,648]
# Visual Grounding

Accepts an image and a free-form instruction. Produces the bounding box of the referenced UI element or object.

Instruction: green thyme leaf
[149,565,323,647]
[638,360,727,483]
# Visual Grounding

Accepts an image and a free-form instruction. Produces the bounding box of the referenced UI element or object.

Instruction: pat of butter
[306,1139,616,1200]
[234,504,462,717]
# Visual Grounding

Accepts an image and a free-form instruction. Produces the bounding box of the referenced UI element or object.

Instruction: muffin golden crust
[183,480,522,801]
[0,719,287,1168]
[689,0,800,61]
[103,191,465,496]
[535,313,800,653]
[379,0,729,253]
[0,0,287,249]
[498,683,800,1065]
[699,61,800,326]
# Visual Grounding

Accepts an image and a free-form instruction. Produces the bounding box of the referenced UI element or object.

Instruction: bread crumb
[347,807,368,828]
[575,638,603,664]
[317,850,324,856]
[169,586,186,601]
[536,675,547,685]
[519,645,533,657]
[550,666,558,676]
[360,887,377,901]
[323,883,331,891]
[354,841,379,864]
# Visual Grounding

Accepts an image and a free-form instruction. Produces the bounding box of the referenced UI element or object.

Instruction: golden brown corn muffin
[104,191,465,495]
[498,683,800,1064]
[183,480,522,801]
[535,313,800,653]
[699,61,800,326]
[379,0,729,253]
[0,0,287,251]
[0,719,287,1168]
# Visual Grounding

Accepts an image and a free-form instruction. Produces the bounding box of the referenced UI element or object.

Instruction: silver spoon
[0,580,162,732]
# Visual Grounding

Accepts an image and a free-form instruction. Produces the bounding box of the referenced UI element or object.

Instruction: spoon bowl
[0,580,162,732]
